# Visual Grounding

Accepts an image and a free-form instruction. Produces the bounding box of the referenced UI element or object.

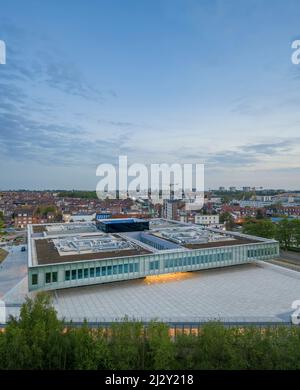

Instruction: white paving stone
[53,262,300,323]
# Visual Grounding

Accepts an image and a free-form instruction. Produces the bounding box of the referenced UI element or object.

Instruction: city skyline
[1,0,300,190]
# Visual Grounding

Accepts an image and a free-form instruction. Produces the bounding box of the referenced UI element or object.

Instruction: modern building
[95,212,112,220]
[27,219,279,292]
[232,200,274,208]
[96,218,149,233]
[15,207,35,228]
[195,214,220,226]
[255,195,273,202]
[14,207,57,228]
[162,199,185,220]
[63,213,96,223]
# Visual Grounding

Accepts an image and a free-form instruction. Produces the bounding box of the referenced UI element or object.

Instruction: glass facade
[150,260,160,270]
[45,272,51,284]
[97,219,149,233]
[28,240,280,292]
[164,251,233,269]
[32,274,38,285]
[141,236,166,250]
[45,271,58,284]
[62,262,140,282]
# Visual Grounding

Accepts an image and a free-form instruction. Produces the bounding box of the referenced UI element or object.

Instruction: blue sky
[1,0,300,190]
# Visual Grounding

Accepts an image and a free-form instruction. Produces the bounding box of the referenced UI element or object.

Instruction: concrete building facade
[195,214,220,225]
[27,219,279,292]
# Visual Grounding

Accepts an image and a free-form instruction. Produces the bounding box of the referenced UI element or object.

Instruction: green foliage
[242,219,276,239]
[0,248,8,263]
[220,212,235,230]
[2,295,300,370]
[173,333,198,369]
[109,319,144,369]
[243,218,300,249]
[256,209,264,219]
[67,322,111,369]
[1,292,66,369]
[0,211,4,231]
[275,219,300,250]
[35,205,57,216]
[215,190,256,203]
[57,191,98,199]
[146,322,175,369]
[194,323,238,369]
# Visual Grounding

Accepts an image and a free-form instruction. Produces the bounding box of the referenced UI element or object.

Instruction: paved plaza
[0,245,27,299]
[53,262,300,323]
[2,256,300,324]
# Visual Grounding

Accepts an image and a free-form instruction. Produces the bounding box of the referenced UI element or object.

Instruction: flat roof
[34,236,151,265]
[149,219,186,229]
[98,218,147,224]
[182,237,260,249]
[32,223,97,235]
[150,224,260,248]
[28,219,275,266]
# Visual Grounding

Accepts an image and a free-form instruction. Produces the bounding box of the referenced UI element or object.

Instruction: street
[0,245,28,299]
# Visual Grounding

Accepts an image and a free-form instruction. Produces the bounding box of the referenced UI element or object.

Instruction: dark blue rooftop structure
[95,212,112,220]
[96,218,149,233]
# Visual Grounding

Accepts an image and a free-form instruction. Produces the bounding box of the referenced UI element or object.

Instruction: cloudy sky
[1,0,300,190]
